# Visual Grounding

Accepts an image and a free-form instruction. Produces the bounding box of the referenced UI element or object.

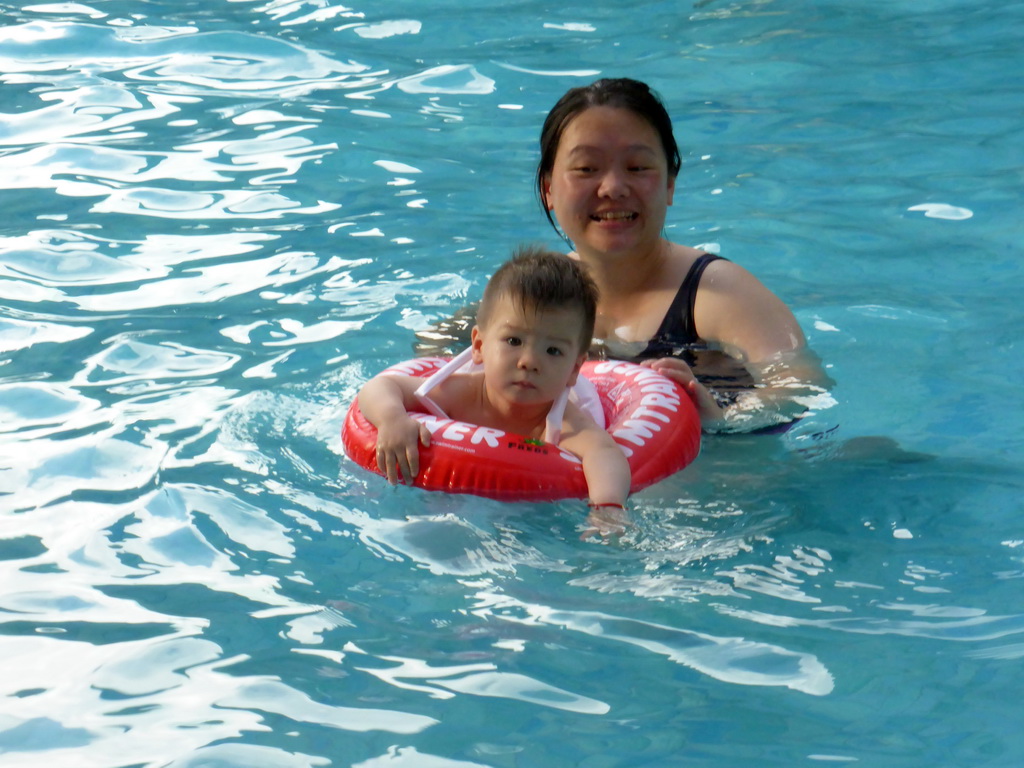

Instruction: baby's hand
[374,416,431,485]
[582,503,630,542]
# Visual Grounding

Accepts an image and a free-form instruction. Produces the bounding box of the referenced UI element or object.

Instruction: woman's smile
[591,210,638,222]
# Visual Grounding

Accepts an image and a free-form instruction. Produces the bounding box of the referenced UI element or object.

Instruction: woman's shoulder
[693,254,782,302]
[665,241,710,266]
[688,252,805,358]
[664,243,731,284]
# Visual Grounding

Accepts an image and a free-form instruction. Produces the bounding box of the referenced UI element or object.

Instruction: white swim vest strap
[542,385,570,446]
[413,348,474,419]
[412,348,571,445]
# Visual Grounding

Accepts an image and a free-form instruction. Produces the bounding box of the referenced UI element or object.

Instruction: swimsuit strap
[635,252,724,359]
[654,252,724,343]
[413,347,571,445]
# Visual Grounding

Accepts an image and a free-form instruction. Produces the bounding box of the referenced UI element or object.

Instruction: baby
[357,246,631,535]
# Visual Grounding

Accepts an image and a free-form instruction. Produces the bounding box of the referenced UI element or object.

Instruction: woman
[417,78,831,432]
[536,77,831,432]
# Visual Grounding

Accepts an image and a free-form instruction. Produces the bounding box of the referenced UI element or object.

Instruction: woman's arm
[413,303,477,357]
[645,259,833,432]
[696,258,807,362]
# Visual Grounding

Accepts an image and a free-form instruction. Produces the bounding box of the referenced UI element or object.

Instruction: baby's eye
[504,336,522,347]
[546,346,564,357]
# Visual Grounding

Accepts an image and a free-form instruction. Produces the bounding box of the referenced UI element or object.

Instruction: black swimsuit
[638,252,723,355]
[629,253,756,399]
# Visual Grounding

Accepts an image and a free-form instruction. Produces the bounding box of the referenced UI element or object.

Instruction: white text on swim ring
[593,362,682,452]
[412,414,504,448]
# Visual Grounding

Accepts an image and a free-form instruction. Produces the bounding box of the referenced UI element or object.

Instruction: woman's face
[542,105,676,259]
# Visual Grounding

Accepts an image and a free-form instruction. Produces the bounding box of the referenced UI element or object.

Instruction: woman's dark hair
[536,78,681,238]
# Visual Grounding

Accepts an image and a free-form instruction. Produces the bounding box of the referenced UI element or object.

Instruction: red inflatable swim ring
[342,358,701,501]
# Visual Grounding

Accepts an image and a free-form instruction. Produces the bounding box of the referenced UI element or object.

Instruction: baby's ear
[566,351,587,385]
[470,326,484,364]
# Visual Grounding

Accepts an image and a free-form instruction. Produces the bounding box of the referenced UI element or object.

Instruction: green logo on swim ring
[523,438,544,447]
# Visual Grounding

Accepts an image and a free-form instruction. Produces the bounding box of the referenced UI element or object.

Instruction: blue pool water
[2,1,1023,766]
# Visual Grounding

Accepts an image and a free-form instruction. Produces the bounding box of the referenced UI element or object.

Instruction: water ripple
[470,590,834,697]
[0,20,376,96]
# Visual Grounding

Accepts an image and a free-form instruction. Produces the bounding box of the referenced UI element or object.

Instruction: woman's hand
[639,357,724,426]
[641,352,834,433]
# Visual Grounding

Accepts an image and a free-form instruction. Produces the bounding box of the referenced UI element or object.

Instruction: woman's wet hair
[478,245,597,352]
[536,78,681,238]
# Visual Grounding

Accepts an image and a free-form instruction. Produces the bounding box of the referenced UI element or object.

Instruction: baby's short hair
[478,245,597,352]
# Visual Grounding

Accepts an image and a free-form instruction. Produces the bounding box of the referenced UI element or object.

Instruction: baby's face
[472,295,587,406]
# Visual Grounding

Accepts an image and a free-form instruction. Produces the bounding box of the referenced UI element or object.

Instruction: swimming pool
[2,0,1022,765]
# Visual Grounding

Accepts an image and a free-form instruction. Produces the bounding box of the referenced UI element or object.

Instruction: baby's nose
[518,348,540,369]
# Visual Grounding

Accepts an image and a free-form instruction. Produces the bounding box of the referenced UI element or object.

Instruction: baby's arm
[356,374,432,485]
[560,405,632,537]
[576,432,630,507]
